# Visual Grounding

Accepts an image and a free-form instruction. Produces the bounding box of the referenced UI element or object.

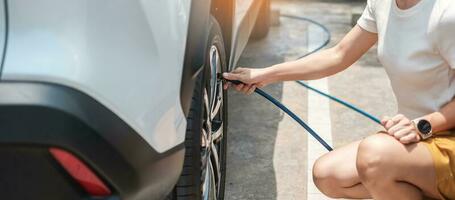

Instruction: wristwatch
[412,119,433,140]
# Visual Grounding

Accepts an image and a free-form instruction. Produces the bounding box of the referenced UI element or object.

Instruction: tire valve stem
[217,73,244,85]
[216,73,223,82]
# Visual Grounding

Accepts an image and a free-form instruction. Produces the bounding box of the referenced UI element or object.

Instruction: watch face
[417,120,432,134]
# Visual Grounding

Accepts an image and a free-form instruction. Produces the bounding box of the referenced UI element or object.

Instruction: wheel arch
[180,0,235,117]
[211,0,234,65]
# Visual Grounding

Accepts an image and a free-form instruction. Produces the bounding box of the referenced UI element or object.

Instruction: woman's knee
[356,134,399,182]
[312,155,344,198]
[313,155,332,182]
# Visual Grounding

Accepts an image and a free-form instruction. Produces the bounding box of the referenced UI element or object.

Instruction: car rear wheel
[171,16,227,200]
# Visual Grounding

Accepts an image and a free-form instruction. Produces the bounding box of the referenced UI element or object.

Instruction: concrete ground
[225,0,397,199]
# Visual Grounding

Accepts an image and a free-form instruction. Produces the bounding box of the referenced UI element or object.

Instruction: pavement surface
[225,0,397,199]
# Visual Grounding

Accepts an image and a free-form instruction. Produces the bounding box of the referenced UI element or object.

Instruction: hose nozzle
[217,73,244,85]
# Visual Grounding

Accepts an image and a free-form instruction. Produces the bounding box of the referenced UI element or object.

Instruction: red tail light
[49,148,111,196]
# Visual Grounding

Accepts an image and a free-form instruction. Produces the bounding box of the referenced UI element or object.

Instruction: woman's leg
[356,133,440,200]
[312,140,371,199]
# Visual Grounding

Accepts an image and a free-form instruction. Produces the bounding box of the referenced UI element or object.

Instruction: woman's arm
[223,25,378,94]
[267,25,378,81]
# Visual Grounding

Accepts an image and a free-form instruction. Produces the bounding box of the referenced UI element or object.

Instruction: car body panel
[1,0,191,153]
[229,0,262,70]
[0,82,185,200]
[0,0,267,198]
[179,0,211,117]
[0,1,5,73]
[235,0,255,27]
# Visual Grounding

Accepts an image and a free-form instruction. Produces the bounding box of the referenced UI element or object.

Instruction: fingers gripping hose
[225,14,381,152]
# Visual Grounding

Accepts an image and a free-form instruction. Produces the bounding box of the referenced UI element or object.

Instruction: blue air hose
[280,14,331,59]
[296,81,381,124]
[225,79,333,151]
[255,88,334,151]
[226,14,381,152]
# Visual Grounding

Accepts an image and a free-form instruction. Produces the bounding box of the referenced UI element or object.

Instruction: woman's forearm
[263,46,349,83]
[423,99,455,133]
[259,25,378,83]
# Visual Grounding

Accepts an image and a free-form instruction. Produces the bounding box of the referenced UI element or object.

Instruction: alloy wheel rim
[201,45,224,200]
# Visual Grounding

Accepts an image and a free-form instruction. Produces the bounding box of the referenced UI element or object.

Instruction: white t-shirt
[357,0,455,119]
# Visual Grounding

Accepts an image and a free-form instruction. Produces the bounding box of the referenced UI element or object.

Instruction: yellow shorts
[423,131,455,200]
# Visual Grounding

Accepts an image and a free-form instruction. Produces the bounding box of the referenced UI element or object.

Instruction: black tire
[171,16,227,200]
[251,0,271,39]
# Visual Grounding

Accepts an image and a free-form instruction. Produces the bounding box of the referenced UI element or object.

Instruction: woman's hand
[222,67,271,95]
[381,114,421,144]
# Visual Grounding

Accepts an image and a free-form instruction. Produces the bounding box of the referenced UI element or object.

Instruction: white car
[0,0,270,200]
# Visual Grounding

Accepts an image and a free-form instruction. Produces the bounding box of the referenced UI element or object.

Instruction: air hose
[225,14,381,152]
[225,78,334,151]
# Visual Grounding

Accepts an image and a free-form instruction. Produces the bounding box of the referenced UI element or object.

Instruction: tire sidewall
[204,17,228,200]
[172,16,228,200]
